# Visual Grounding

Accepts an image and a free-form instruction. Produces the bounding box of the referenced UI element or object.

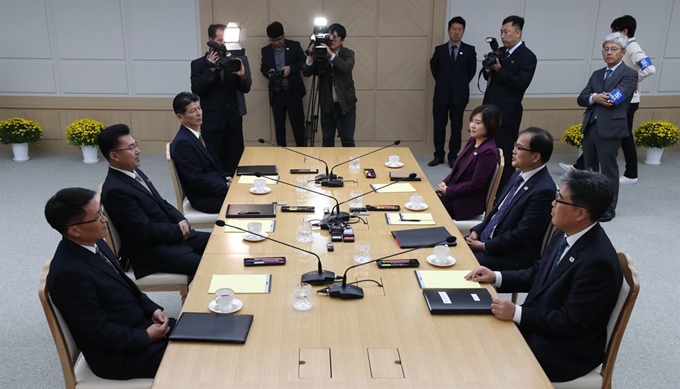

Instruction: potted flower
[0,117,43,162]
[65,118,106,164]
[633,120,679,165]
[561,124,583,156]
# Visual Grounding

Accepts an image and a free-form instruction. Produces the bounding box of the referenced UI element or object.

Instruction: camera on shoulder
[206,41,242,73]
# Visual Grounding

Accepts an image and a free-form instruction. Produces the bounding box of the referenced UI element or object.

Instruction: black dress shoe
[428,157,445,167]
[599,208,616,223]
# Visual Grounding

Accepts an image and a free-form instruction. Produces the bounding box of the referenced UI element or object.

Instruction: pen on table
[399,213,420,222]
[238,211,261,215]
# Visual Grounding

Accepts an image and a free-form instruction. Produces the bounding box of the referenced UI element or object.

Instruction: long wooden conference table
[152,147,552,388]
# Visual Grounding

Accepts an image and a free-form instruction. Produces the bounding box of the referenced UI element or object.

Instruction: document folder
[389,171,421,181]
[169,313,254,343]
[236,165,278,176]
[225,203,276,218]
[423,289,492,314]
[391,226,456,248]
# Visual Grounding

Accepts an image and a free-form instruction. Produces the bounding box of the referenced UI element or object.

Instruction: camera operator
[260,22,307,147]
[302,23,357,147]
[191,23,252,174]
[482,15,537,189]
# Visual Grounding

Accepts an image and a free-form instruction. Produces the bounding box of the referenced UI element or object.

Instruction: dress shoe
[619,175,638,185]
[599,208,616,223]
[428,157,445,167]
[558,162,576,172]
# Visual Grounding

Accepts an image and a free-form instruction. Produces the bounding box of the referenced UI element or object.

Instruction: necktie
[590,69,614,124]
[480,175,524,241]
[134,172,152,193]
[549,236,570,275]
[604,69,613,82]
[199,134,206,147]
[450,45,457,65]
[504,50,511,60]
[95,246,117,270]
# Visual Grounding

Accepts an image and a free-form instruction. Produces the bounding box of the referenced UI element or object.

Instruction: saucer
[404,202,428,211]
[249,187,271,195]
[243,231,268,242]
[208,298,243,314]
[385,161,404,168]
[426,254,456,267]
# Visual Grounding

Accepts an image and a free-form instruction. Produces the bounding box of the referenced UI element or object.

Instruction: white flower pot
[11,143,30,162]
[644,147,664,165]
[81,145,99,164]
[577,148,583,158]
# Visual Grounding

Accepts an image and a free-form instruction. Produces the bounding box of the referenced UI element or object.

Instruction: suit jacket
[577,62,638,139]
[471,168,555,270]
[302,46,357,115]
[499,225,622,382]
[430,41,476,106]
[170,125,230,214]
[260,39,307,105]
[46,238,166,380]
[441,137,497,220]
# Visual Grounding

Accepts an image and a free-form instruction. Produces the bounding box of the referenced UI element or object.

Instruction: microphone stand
[320,140,401,187]
[329,173,417,217]
[257,138,338,182]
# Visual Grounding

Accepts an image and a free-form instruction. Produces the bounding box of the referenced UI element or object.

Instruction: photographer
[482,15,537,189]
[302,23,357,147]
[191,23,252,173]
[260,22,307,146]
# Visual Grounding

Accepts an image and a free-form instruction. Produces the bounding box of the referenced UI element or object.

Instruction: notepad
[223,219,276,233]
[209,274,272,293]
[385,213,435,225]
[370,183,416,193]
[414,270,481,289]
[238,175,279,184]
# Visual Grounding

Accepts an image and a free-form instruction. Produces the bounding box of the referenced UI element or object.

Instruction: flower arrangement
[634,120,679,149]
[561,124,583,148]
[65,118,105,146]
[0,117,44,144]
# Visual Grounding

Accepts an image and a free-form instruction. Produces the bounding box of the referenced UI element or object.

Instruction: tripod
[304,73,322,147]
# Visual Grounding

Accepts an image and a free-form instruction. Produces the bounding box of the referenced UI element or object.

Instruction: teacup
[253,178,267,192]
[247,222,263,236]
[215,288,235,310]
[410,193,424,209]
[389,154,400,165]
[433,245,450,264]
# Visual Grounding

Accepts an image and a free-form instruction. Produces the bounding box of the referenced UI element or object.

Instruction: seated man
[98,124,209,278]
[170,91,232,214]
[465,170,622,382]
[466,127,556,270]
[45,187,175,380]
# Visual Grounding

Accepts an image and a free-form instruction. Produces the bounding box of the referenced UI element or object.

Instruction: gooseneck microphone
[257,138,338,182]
[215,220,336,285]
[321,236,457,299]
[329,173,417,216]
[321,140,401,187]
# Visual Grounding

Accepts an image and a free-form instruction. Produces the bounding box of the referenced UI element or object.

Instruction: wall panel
[0,61,57,93]
[133,62,192,95]
[0,0,51,59]
[60,61,129,94]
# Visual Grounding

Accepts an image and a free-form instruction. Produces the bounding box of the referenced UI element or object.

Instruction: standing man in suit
[429,16,477,167]
[467,127,556,271]
[577,32,638,222]
[45,187,175,380]
[191,23,252,173]
[170,91,233,214]
[466,170,622,382]
[261,21,307,146]
[98,124,209,279]
[483,15,537,190]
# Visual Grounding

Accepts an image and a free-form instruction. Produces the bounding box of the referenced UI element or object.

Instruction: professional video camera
[307,17,331,62]
[206,41,242,73]
[482,37,506,69]
[267,68,285,92]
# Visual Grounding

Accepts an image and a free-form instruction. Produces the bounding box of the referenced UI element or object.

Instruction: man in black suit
[483,15,537,189]
[45,187,175,379]
[170,91,233,214]
[260,21,307,146]
[467,127,556,271]
[429,16,477,167]
[98,124,209,279]
[466,170,622,382]
[191,23,252,173]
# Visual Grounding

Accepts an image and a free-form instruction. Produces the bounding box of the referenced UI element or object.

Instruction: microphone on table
[257,138,338,183]
[321,140,401,188]
[319,236,457,299]
[215,220,337,285]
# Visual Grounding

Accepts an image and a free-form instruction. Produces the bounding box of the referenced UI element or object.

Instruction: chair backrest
[166,142,186,214]
[540,222,557,255]
[38,260,79,389]
[484,148,505,215]
[101,206,121,258]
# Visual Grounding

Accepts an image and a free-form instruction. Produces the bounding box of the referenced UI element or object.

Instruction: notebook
[384,213,435,225]
[169,312,254,343]
[422,288,492,314]
[208,274,272,294]
[391,226,456,248]
[225,203,277,218]
[236,165,278,176]
[414,270,480,289]
[370,183,417,193]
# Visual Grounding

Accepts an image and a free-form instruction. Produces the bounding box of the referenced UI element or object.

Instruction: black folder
[236,165,278,176]
[423,289,492,314]
[389,171,421,181]
[169,313,254,343]
[391,226,456,248]
[225,203,277,218]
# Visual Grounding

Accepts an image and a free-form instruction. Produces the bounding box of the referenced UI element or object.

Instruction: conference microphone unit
[257,138,339,183]
[321,140,401,187]
[319,236,457,299]
[215,220,337,285]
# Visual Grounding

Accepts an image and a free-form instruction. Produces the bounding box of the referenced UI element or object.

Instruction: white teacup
[410,193,424,209]
[247,222,263,235]
[215,288,235,310]
[433,245,450,264]
[389,154,400,165]
[253,178,267,192]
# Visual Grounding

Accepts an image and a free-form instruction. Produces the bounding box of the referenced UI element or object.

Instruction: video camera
[482,37,506,69]
[307,17,331,62]
[206,41,242,73]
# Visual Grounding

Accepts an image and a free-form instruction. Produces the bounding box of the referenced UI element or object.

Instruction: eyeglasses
[112,142,139,152]
[69,208,105,227]
[602,47,621,53]
[513,142,534,152]
[554,191,586,209]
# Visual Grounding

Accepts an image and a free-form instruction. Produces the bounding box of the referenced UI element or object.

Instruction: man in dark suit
[98,124,209,279]
[467,127,555,271]
[577,32,638,222]
[191,23,252,173]
[170,91,233,214]
[466,170,622,382]
[429,16,477,167]
[45,187,175,379]
[483,15,537,190]
[260,21,307,146]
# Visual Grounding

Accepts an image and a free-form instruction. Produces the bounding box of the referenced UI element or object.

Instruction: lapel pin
[511,60,515,64]
[523,186,528,190]
[459,52,463,55]
[569,256,575,263]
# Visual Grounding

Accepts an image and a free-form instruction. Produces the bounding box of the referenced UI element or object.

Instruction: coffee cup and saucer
[209,288,243,314]
[250,178,271,194]
[426,245,456,267]
[405,193,428,211]
[242,222,268,242]
[385,154,404,168]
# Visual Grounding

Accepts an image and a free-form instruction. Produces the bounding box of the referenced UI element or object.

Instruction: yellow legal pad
[415,270,481,289]
[238,175,279,184]
[385,213,435,225]
[370,183,416,193]
[209,274,272,293]
[223,219,276,233]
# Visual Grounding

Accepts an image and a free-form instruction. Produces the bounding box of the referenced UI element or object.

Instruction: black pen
[238,211,261,215]
[399,213,420,222]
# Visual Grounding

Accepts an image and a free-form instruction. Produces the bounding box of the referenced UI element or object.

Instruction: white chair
[166,142,218,229]
[39,260,153,389]
[552,252,640,389]
[453,148,505,234]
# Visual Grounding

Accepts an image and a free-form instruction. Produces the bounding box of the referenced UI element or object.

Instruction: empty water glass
[349,190,363,208]
[349,156,361,171]
[354,242,371,264]
[296,221,313,243]
[293,283,314,310]
[296,176,309,193]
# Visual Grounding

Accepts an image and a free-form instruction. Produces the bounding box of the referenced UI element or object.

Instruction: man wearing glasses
[466,170,622,383]
[98,124,209,279]
[466,127,555,271]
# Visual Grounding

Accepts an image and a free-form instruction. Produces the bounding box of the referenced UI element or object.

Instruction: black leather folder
[236,165,278,176]
[423,289,492,314]
[389,171,421,181]
[169,313,254,343]
[225,203,277,218]
[391,226,456,248]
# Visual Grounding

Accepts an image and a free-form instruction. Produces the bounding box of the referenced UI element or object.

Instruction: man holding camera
[191,23,252,173]
[483,15,537,190]
[302,23,357,147]
[260,22,307,147]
